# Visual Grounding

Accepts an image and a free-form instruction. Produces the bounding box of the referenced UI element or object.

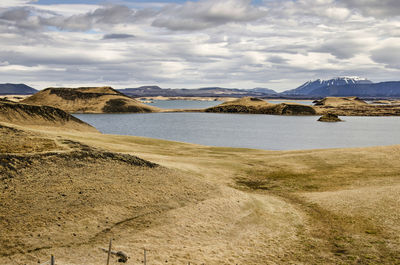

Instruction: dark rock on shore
[318,113,342,122]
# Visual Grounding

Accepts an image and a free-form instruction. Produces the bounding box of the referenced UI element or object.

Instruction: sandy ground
[1,122,400,264]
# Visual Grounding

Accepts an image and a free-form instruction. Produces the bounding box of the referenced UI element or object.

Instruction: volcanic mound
[0,100,97,132]
[205,97,317,115]
[313,97,367,107]
[22,86,159,113]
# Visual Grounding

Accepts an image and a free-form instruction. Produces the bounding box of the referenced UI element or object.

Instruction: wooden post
[106,239,112,265]
[144,248,147,265]
[50,255,55,265]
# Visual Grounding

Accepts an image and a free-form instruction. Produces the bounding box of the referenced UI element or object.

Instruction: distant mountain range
[118,86,278,97]
[282,77,400,97]
[282,77,373,95]
[4,77,400,98]
[293,81,400,97]
[0,83,38,95]
[120,77,400,98]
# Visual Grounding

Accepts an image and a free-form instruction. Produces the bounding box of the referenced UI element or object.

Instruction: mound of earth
[0,100,97,132]
[0,125,214,264]
[313,97,367,107]
[205,97,317,115]
[318,113,342,122]
[22,87,160,114]
[313,97,400,116]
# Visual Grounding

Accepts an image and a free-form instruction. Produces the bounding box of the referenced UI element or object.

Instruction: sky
[0,0,399,91]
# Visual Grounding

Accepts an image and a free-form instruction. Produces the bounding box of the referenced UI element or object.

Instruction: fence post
[50,255,55,265]
[106,239,112,265]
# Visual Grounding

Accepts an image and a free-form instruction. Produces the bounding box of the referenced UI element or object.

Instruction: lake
[74,112,400,151]
[144,99,223,109]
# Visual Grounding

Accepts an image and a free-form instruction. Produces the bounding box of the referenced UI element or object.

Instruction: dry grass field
[1,101,399,264]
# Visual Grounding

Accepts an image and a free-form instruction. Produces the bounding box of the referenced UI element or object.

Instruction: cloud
[102,33,135,39]
[0,6,43,31]
[314,38,369,59]
[339,0,400,18]
[0,0,399,91]
[268,55,288,64]
[0,0,36,8]
[43,5,135,31]
[152,0,265,31]
[0,6,30,21]
[371,40,400,69]
[0,5,140,32]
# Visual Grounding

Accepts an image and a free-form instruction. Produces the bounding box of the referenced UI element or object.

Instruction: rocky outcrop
[318,113,342,122]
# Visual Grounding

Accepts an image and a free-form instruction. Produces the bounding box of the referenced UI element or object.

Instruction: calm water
[74,112,400,150]
[145,99,314,109]
[145,100,223,109]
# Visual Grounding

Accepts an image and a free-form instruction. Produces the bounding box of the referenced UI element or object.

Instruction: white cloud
[152,0,265,31]
[339,0,400,18]
[0,0,36,8]
[371,38,400,69]
[0,0,399,91]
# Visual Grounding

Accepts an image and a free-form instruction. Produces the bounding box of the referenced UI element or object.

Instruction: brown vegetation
[0,100,97,132]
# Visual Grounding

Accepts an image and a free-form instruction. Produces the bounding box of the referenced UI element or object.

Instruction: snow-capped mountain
[282,77,373,95]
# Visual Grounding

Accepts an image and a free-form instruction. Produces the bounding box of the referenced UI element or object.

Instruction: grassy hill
[22,87,159,113]
[0,100,97,132]
[205,97,317,115]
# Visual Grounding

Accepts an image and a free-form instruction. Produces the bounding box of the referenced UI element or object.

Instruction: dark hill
[0,83,38,95]
[118,86,277,97]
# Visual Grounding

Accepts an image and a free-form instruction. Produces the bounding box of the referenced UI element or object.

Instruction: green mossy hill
[22,86,160,114]
[206,97,317,115]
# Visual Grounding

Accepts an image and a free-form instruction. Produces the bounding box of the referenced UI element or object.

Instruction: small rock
[318,113,342,122]
[116,251,128,263]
